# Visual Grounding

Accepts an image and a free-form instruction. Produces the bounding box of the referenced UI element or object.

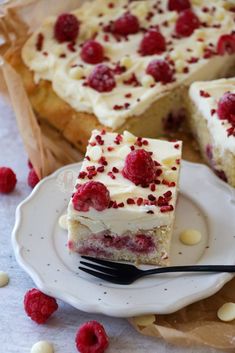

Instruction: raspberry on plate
[24,288,58,324]
[112,12,139,36]
[168,0,191,12]
[28,168,40,188]
[75,321,109,353]
[139,29,166,56]
[54,13,79,42]
[88,65,116,92]
[0,167,17,194]
[217,34,235,55]
[175,9,200,37]
[146,59,174,84]
[81,40,104,64]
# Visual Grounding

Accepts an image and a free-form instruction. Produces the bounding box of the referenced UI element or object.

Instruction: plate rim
[12,160,235,317]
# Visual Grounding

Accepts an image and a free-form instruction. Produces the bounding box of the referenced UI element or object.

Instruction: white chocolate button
[89,145,102,161]
[69,66,84,80]
[123,131,136,143]
[58,214,68,230]
[0,271,9,287]
[134,314,155,326]
[179,229,202,245]
[120,56,132,69]
[217,303,235,322]
[141,75,155,88]
[31,341,54,353]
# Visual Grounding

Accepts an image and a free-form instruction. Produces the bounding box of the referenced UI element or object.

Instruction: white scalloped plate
[12,161,235,317]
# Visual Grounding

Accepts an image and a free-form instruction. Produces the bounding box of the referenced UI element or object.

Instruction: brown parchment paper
[0,0,234,349]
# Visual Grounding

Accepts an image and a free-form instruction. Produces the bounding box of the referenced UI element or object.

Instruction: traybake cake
[6,0,235,152]
[67,130,182,265]
[188,78,235,187]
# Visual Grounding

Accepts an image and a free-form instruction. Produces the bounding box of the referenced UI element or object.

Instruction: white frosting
[0,271,9,287]
[68,130,182,234]
[22,0,235,129]
[31,341,54,353]
[189,78,235,154]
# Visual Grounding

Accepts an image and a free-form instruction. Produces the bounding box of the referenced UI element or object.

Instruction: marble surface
[0,96,224,353]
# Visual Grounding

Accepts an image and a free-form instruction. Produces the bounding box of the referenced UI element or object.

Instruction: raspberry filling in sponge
[67,130,182,266]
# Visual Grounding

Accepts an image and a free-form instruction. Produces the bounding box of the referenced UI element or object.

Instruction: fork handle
[144,265,235,276]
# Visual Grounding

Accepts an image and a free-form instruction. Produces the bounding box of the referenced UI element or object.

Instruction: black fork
[79,256,235,285]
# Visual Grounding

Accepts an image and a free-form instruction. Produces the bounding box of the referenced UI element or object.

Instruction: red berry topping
[75,320,109,353]
[217,92,235,126]
[113,12,139,36]
[122,149,156,185]
[24,288,58,324]
[28,168,40,188]
[217,34,235,55]
[0,167,17,194]
[81,40,104,64]
[139,29,166,56]
[175,9,200,37]
[54,13,79,43]
[72,181,110,212]
[88,65,116,92]
[146,59,174,84]
[168,0,191,12]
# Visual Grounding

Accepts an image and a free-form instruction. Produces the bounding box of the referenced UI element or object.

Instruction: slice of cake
[5,0,235,152]
[188,78,235,187]
[67,130,182,265]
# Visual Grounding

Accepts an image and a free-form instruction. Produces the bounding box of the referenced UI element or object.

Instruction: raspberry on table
[24,288,58,324]
[54,13,80,42]
[112,12,139,36]
[139,29,166,56]
[28,168,40,188]
[168,0,191,12]
[81,40,104,64]
[146,59,174,84]
[217,92,235,126]
[72,181,110,212]
[122,149,156,186]
[217,34,235,55]
[175,9,200,37]
[0,167,17,194]
[75,320,109,353]
[88,64,116,92]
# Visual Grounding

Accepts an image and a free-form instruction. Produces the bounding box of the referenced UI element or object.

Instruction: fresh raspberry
[0,167,17,194]
[81,40,104,64]
[217,34,235,55]
[175,9,200,37]
[75,321,109,353]
[122,149,156,186]
[88,65,116,92]
[217,92,235,126]
[54,13,79,43]
[24,288,58,324]
[28,168,40,188]
[168,0,191,12]
[139,29,166,56]
[72,181,110,212]
[112,12,139,36]
[146,59,174,84]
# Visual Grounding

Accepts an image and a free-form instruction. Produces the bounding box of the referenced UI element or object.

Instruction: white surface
[0,96,228,353]
[12,161,235,317]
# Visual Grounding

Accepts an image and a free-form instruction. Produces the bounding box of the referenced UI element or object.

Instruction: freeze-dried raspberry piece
[217,34,235,55]
[72,181,110,212]
[24,288,58,324]
[113,12,139,36]
[0,167,17,194]
[217,92,235,126]
[122,149,156,185]
[175,9,199,37]
[139,29,166,56]
[146,59,174,84]
[54,13,79,42]
[168,0,191,12]
[81,40,104,64]
[88,65,116,92]
[75,321,109,353]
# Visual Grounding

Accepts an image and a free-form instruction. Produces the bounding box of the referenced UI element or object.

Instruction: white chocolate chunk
[0,271,9,287]
[131,2,149,18]
[134,314,156,326]
[69,66,84,80]
[123,131,136,143]
[58,214,68,230]
[217,303,235,322]
[31,341,54,353]
[179,229,202,245]
[89,145,102,161]
[175,59,184,73]
[162,170,177,183]
[141,75,155,88]
[120,56,133,69]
